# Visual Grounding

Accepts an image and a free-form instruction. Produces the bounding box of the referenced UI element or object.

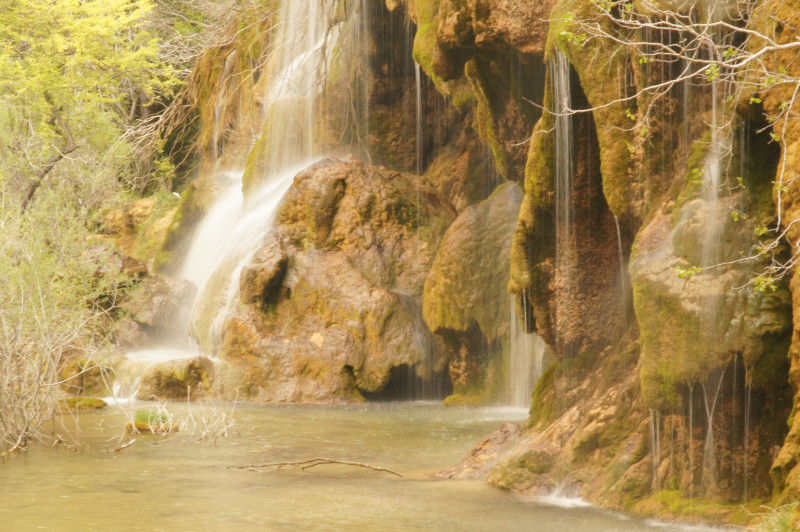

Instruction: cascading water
[613,214,628,325]
[261,0,338,173]
[112,0,345,401]
[415,62,423,176]
[509,294,549,407]
[551,50,575,360]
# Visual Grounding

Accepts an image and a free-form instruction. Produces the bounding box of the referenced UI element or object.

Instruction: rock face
[136,356,214,400]
[412,0,551,183]
[423,182,523,403]
[206,159,457,401]
[403,0,797,518]
[128,0,800,521]
[118,274,196,347]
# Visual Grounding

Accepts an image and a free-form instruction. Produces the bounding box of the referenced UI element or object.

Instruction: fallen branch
[228,458,406,478]
[113,439,136,452]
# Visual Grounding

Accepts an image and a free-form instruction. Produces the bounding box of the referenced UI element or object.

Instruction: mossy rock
[58,397,107,412]
[126,422,180,435]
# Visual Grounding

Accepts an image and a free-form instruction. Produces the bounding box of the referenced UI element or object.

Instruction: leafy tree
[0,0,177,209]
[0,0,179,455]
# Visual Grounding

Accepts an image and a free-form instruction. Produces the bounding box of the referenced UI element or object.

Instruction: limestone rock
[115,318,153,350]
[136,356,213,400]
[85,245,148,280]
[239,233,287,306]
[631,206,791,408]
[206,159,457,402]
[437,422,521,480]
[119,274,196,339]
[424,182,522,340]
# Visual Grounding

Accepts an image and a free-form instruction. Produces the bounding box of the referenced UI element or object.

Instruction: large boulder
[423,182,524,403]
[203,159,457,401]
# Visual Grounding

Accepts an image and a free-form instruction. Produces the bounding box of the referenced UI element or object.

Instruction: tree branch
[228,458,407,478]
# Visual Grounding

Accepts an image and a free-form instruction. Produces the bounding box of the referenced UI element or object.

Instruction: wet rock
[115,318,153,350]
[59,355,114,397]
[239,233,287,306]
[424,181,522,340]
[437,422,521,479]
[58,397,107,412]
[136,356,214,400]
[119,274,196,338]
[205,159,456,402]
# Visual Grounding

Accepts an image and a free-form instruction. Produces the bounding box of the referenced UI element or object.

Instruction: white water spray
[509,294,548,407]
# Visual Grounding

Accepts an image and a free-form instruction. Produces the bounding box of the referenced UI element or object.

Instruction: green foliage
[749,503,798,531]
[673,265,702,279]
[0,188,128,454]
[0,0,178,205]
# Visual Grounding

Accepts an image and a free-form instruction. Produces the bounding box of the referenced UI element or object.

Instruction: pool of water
[0,402,726,531]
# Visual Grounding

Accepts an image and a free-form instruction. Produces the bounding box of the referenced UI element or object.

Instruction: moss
[443,392,492,406]
[632,489,738,523]
[511,450,555,474]
[58,397,107,411]
[545,0,635,219]
[154,177,217,273]
[634,272,704,409]
[526,360,557,428]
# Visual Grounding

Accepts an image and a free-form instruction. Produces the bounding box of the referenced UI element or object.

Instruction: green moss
[633,489,737,523]
[154,177,217,273]
[443,392,492,406]
[634,272,704,409]
[511,450,555,474]
[526,360,557,428]
[671,129,713,219]
[58,397,107,411]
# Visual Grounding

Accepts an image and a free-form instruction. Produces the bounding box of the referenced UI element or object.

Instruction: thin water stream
[0,403,724,531]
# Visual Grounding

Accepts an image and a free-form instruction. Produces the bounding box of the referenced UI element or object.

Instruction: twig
[113,438,136,452]
[228,458,406,478]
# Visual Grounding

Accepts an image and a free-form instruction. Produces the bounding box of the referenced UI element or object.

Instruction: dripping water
[509,294,548,407]
[613,214,628,325]
[700,367,727,495]
[650,408,661,491]
[744,377,751,501]
[415,63,423,176]
[550,50,575,359]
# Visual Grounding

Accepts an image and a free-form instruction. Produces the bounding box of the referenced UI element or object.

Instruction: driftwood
[228,458,406,478]
[113,439,136,452]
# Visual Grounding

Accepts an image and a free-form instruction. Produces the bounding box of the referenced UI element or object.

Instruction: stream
[0,403,727,531]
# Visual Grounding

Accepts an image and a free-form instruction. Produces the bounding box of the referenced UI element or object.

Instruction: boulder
[202,159,457,401]
[423,182,524,402]
[136,356,214,400]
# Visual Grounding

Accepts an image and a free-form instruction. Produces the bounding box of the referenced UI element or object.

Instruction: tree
[0,0,177,210]
[0,0,178,455]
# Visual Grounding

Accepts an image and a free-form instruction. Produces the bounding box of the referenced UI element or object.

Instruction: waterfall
[613,214,628,325]
[261,0,337,174]
[189,166,301,352]
[509,294,548,407]
[415,62,423,175]
[744,380,751,501]
[551,51,575,255]
[700,367,726,495]
[112,0,347,401]
[650,408,661,491]
[550,50,575,359]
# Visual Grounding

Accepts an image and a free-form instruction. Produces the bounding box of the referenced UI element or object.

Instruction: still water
[0,402,724,531]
